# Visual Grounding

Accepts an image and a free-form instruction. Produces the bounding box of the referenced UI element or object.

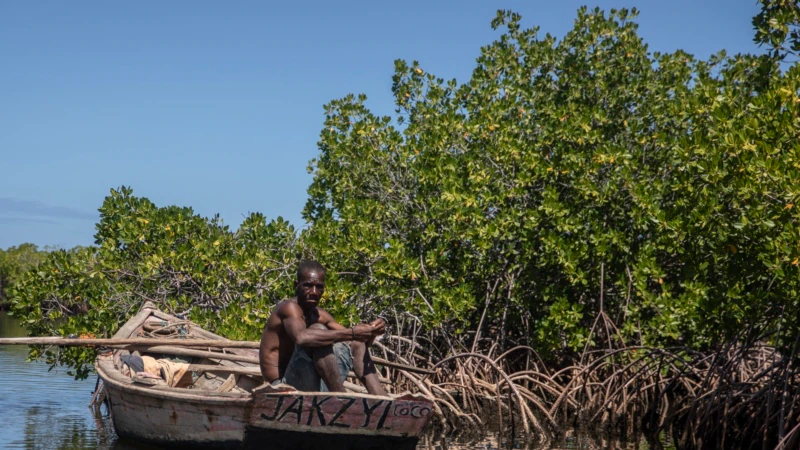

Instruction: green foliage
[10,187,303,378]
[753,0,800,61]
[306,7,800,354]
[0,243,48,304]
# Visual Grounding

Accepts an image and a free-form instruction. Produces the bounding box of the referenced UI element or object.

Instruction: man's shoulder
[314,305,332,316]
[274,298,302,315]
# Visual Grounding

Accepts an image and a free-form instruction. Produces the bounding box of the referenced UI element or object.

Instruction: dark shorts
[271,342,353,392]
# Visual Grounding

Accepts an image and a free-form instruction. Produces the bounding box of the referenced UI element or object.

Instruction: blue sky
[0,0,763,249]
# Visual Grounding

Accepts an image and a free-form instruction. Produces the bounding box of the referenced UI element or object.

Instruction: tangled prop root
[374,313,800,449]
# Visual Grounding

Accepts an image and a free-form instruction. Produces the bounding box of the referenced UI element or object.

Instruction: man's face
[296,269,325,308]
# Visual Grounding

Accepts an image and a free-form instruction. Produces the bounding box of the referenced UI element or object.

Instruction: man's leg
[307,323,346,392]
[349,341,387,396]
[281,346,322,391]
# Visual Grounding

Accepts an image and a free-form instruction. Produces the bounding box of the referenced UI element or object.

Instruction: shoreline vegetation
[382,312,800,449]
[0,243,49,312]
[4,2,800,449]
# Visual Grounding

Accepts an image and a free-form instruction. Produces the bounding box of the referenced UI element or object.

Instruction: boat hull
[107,387,247,448]
[99,359,250,448]
[102,380,432,449]
[103,383,430,449]
[245,390,432,449]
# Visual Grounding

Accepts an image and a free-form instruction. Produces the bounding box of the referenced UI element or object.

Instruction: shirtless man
[259,261,387,395]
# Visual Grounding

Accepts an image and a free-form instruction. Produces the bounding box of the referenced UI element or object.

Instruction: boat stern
[246,388,434,449]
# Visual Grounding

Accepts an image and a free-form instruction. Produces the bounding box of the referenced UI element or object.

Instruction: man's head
[295,260,326,309]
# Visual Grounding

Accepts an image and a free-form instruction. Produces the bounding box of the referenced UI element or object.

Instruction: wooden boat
[95,302,433,449]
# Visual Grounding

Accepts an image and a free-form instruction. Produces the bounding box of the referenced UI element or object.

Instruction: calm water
[0,312,155,450]
[0,312,656,450]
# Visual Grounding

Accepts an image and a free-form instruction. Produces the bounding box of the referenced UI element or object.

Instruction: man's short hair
[297,260,326,279]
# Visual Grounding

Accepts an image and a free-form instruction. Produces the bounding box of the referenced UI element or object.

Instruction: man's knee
[308,323,329,358]
[349,340,366,354]
[301,324,332,360]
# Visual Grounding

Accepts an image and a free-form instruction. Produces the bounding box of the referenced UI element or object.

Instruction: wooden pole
[185,364,262,376]
[127,345,260,364]
[0,337,436,375]
[0,337,260,348]
[125,345,435,375]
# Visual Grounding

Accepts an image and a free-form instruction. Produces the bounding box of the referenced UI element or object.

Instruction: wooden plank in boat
[128,345,260,364]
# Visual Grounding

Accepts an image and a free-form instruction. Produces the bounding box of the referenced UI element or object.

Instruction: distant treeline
[0,244,84,310]
[0,244,47,309]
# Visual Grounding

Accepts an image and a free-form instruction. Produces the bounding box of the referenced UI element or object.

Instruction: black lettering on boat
[277,396,304,424]
[260,396,284,421]
[394,404,410,416]
[361,398,385,428]
[376,401,392,430]
[307,396,332,426]
[328,397,356,428]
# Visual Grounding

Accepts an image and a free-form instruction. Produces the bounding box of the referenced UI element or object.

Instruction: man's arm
[318,309,347,331]
[282,303,374,346]
[318,309,386,342]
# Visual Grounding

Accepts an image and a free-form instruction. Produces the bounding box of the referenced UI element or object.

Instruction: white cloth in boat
[141,355,193,387]
[120,354,193,388]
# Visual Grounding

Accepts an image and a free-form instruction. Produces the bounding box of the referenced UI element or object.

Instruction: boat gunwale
[96,357,253,404]
[253,385,422,402]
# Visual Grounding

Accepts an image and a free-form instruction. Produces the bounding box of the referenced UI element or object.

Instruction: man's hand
[351,319,386,344]
[352,323,376,342]
[363,318,387,346]
[369,318,386,336]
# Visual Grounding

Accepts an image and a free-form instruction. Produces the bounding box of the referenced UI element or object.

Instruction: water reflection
[0,312,669,449]
[419,431,670,450]
[0,312,113,449]
[0,310,27,338]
